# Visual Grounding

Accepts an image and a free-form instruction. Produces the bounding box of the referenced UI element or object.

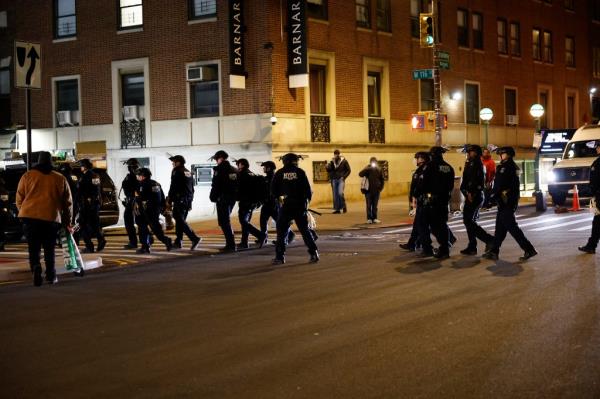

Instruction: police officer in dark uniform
[135,168,172,253]
[0,174,8,251]
[426,146,455,259]
[412,151,436,257]
[482,147,537,261]
[400,152,429,252]
[78,159,106,253]
[271,153,319,265]
[258,161,295,246]
[121,158,140,249]
[168,155,201,251]
[579,140,600,254]
[209,150,238,252]
[460,144,495,255]
[235,158,264,249]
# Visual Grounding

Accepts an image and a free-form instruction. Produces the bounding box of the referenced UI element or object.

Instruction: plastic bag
[590,198,600,215]
[60,228,85,275]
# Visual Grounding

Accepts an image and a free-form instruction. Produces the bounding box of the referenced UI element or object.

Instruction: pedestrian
[121,158,140,249]
[15,151,72,286]
[134,167,172,253]
[459,144,494,255]
[359,156,385,224]
[57,162,80,246]
[326,149,351,214]
[400,152,427,252]
[271,153,319,265]
[482,147,537,261]
[579,140,600,254]
[412,151,435,257]
[235,158,264,249]
[168,155,201,251]
[77,159,106,253]
[0,174,8,251]
[481,147,496,209]
[209,150,238,252]
[258,161,295,246]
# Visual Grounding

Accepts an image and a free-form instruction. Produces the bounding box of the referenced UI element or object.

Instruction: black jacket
[429,156,455,204]
[210,161,238,203]
[493,158,520,210]
[358,165,385,193]
[78,169,101,207]
[262,172,276,205]
[460,158,485,196]
[326,157,351,180]
[137,178,165,212]
[237,169,260,207]
[272,164,312,209]
[590,156,600,199]
[121,172,139,201]
[168,165,195,205]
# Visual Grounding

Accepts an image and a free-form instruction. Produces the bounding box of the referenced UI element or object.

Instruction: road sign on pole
[14,41,41,90]
[437,50,450,70]
[412,69,433,80]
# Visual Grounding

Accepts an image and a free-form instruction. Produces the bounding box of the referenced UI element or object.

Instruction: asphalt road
[2,210,600,398]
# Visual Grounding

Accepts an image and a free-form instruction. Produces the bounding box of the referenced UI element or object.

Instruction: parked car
[1,162,119,241]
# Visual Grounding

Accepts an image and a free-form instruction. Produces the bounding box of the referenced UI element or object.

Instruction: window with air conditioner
[54,0,76,38]
[504,88,517,125]
[121,73,144,121]
[189,0,216,20]
[55,79,79,127]
[188,64,219,118]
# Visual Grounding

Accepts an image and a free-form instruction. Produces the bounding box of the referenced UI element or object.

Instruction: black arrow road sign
[25,47,39,86]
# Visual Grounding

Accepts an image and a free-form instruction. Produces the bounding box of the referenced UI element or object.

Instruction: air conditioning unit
[187,65,218,82]
[56,110,72,127]
[187,66,204,82]
[71,110,80,125]
[123,105,139,121]
[506,115,519,125]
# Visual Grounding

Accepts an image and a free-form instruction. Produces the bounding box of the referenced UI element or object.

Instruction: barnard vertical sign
[287,0,308,88]
[229,0,245,89]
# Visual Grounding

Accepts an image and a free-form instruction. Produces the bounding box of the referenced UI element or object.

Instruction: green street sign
[412,69,433,80]
[437,51,450,70]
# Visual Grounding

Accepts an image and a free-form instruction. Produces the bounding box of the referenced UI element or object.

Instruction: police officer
[135,168,172,253]
[209,150,238,252]
[235,158,264,249]
[460,144,495,255]
[168,155,201,251]
[426,146,455,259]
[121,158,140,249]
[0,174,8,251]
[258,161,295,246]
[579,140,600,254]
[271,153,319,265]
[482,147,537,261]
[78,159,106,253]
[400,152,428,252]
[412,151,436,257]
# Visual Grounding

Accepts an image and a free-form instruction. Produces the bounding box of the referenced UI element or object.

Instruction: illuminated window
[497,19,507,54]
[54,0,76,38]
[118,0,143,30]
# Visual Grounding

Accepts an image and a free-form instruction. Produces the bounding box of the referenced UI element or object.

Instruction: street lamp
[479,107,493,147]
[530,103,545,211]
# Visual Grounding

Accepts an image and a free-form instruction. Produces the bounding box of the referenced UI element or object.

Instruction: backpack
[248,173,267,207]
[360,176,369,194]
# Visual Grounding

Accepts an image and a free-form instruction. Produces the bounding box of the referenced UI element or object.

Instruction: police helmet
[124,158,139,166]
[466,144,483,156]
[211,150,229,161]
[236,158,250,168]
[169,155,186,164]
[261,161,276,170]
[136,167,152,178]
[79,159,93,169]
[430,146,448,157]
[414,151,431,162]
[282,153,299,165]
[496,146,516,157]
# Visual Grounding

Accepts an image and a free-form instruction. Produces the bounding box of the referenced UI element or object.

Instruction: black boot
[460,247,477,255]
[309,251,320,263]
[578,245,596,254]
[519,249,538,261]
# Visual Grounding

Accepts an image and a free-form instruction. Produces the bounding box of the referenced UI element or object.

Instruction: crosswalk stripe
[569,225,592,231]
[529,217,594,232]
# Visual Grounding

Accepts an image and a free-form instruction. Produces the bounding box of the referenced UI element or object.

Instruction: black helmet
[466,144,483,156]
[414,151,431,162]
[169,155,186,164]
[211,150,229,161]
[282,153,299,165]
[136,167,152,178]
[236,158,250,168]
[261,161,276,170]
[124,158,139,166]
[79,159,93,169]
[497,146,516,157]
[430,146,448,157]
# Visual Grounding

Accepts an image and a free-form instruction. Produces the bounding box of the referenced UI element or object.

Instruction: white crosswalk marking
[529,217,594,232]
[568,225,592,232]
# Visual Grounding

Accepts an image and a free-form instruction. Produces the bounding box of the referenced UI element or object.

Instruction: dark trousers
[124,201,137,246]
[490,207,535,254]
[217,200,235,248]
[483,186,495,208]
[463,195,494,249]
[238,204,262,245]
[275,206,318,259]
[22,219,60,277]
[415,207,433,252]
[585,214,600,249]
[365,191,380,220]
[429,205,450,254]
[79,205,104,250]
[173,203,199,243]
[260,202,295,243]
[136,209,170,248]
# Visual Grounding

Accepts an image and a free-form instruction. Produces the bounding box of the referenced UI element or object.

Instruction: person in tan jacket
[16,151,73,286]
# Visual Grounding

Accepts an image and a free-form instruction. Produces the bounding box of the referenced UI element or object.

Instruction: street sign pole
[26,88,32,170]
[432,1,442,146]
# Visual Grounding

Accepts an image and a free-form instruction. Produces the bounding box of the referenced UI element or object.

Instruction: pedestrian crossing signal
[420,13,435,48]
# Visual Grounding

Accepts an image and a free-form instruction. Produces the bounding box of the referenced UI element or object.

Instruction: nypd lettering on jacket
[92,177,101,185]
[283,172,298,180]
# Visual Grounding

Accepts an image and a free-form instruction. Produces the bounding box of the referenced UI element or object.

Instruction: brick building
[1,0,599,218]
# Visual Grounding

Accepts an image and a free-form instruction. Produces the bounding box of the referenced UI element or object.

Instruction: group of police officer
[402,145,538,261]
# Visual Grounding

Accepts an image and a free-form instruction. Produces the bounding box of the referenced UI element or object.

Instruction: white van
[548,124,600,205]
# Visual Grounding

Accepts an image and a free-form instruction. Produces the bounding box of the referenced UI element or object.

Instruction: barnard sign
[229,0,245,89]
[287,0,308,88]
[540,129,576,155]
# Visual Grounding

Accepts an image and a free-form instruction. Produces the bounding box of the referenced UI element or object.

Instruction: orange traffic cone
[570,184,582,212]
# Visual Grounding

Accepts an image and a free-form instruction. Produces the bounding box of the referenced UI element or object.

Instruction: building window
[55,79,79,126]
[122,73,144,107]
[510,22,520,56]
[564,0,574,10]
[307,0,328,20]
[543,30,553,63]
[505,88,517,125]
[419,79,434,111]
[566,93,576,128]
[532,28,541,60]
[309,65,327,115]
[457,9,469,47]
[565,36,575,67]
[0,68,9,95]
[118,0,143,30]
[54,0,76,38]
[356,0,370,28]
[376,0,391,32]
[465,83,479,125]
[188,64,219,118]
[410,0,430,38]
[190,164,213,185]
[472,12,483,50]
[497,19,507,54]
[594,47,600,79]
[367,72,381,117]
[189,0,216,19]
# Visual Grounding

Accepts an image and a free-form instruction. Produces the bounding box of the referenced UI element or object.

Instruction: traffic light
[420,13,435,48]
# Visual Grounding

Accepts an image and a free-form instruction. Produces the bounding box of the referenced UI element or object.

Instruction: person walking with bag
[16,151,73,286]
[359,157,385,224]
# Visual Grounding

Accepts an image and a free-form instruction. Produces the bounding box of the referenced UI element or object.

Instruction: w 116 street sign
[14,41,41,89]
[412,69,433,80]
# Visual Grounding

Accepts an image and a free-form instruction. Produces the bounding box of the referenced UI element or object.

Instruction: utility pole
[432,1,442,146]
